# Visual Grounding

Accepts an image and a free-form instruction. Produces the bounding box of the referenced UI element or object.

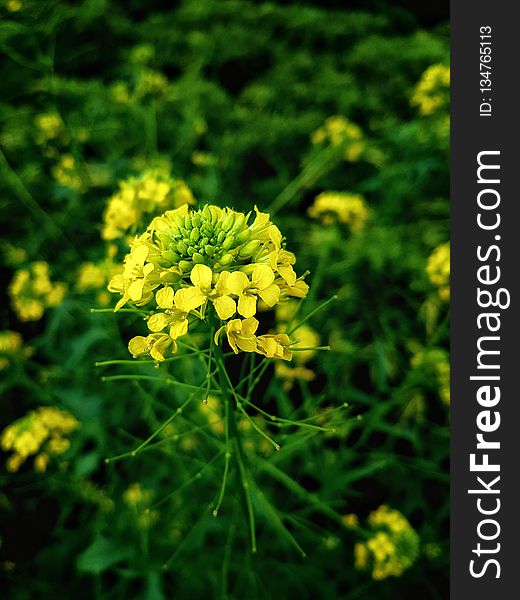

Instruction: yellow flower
[101,168,196,241]
[216,317,259,354]
[411,64,450,116]
[426,242,450,301]
[227,265,280,318]
[1,407,79,472]
[256,333,292,361]
[174,264,236,320]
[128,333,176,361]
[353,505,420,581]
[308,192,370,230]
[311,116,366,161]
[9,262,66,321]
[109,204,308,360]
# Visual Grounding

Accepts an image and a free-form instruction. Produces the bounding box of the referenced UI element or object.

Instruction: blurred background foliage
[0,0,449,598]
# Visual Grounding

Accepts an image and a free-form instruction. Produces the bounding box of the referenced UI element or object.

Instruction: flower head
[351,505,420,580]
[109,204,309,361]
[9,262,66,321]
[1,407,79,473]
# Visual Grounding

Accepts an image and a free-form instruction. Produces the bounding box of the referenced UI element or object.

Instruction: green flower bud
[238,239,260,258]
[192,252,205,264]
[192,214,201,228]
[190,228,200,243]
[187,246,195,256]
[220,253,234,266]
[230,214,246,234]
[221,212,236,232]
[179,260,191,272]
[177,241,187,254]
[234,229,251,245]
[217,231,226,243]
[222,235,236,251]
[162,250,180,263]
[204,245,216,257]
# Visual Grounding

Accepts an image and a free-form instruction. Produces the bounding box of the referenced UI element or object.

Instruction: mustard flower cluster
[9,261,67,321]
[311,116,366,161]
[411,64,450,116]
[0,330,32,370]
[108,204,309,361]
[1,407,79,473]
[426,242,450,302]
[34,112,64,144]
[102,168,196,241]
[51,154,84,191]
[308,192,370,230]
[352,505,420,580]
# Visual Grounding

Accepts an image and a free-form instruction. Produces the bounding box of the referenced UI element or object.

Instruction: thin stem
[213,391,232,517]
[105,385,204,463]
[287,294,338,336]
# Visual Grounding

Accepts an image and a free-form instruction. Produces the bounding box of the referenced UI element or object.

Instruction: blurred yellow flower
[309,191,370,230]
[9,262,66,321]
[1,407,79,473]
[411,64,450,116]
[426,242,450,301]
[352,505,420,580]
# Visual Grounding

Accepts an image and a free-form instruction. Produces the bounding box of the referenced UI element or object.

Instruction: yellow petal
[128,336,149,357]
[150,335,172,361]
[238,294,257,318]
[169,317,189,339]
[174,287,206,312]
[252,264,274,289]
[190,264,212,290]
[278,265,297,287]
[156,286,174,309]
[226,271,249,295]
[241,317,259,336]
[128,279,145,301]
[258,283,280,307]
[148,313,169,332]
[132,244,149,266]
[213,295,236,320]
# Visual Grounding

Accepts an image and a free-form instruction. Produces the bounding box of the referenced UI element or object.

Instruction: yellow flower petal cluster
[411,64,450,116]
[101,168,196,241]
[9,261,67,321]
[353,505,420,580]
[311,116,366,161]
[426,242,450,302]
[52,154,84,191]
[1,407,79,473]
[108,204,309,361]
[0,330,33,370]
[308,191,370,230]
[34,112,64,143]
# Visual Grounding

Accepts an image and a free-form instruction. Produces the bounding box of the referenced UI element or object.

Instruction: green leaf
[76,536,130,574]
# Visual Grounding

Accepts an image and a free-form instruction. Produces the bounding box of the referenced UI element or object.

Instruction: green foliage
[0,1,449,598]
